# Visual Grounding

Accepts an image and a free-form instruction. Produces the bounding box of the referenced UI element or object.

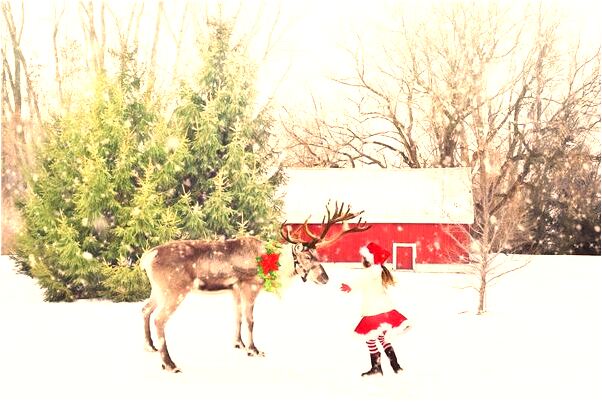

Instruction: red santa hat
[359,242,391,265]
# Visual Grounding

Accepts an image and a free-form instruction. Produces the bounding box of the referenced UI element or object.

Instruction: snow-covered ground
[1,254,601,402]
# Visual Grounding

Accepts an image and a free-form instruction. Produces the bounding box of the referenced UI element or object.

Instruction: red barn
[280,167,474,269]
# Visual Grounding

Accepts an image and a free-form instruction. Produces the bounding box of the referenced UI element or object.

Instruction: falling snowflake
[165,136,181,152]
[191,203,202,215]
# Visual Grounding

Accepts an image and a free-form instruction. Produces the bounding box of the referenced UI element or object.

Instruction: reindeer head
[280,201,372,284]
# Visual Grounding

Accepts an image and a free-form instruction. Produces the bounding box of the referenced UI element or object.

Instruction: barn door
[393,243,416,270]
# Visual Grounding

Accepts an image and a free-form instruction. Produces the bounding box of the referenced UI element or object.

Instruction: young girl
[340,242,410,376]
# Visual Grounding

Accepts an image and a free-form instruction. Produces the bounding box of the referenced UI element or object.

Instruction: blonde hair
[381,264,395,288]
[362,257,396,288]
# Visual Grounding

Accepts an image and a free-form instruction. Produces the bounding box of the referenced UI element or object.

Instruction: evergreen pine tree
[15,51,178,301]
[524,147,601,255]
[15,23,283,301]
[171,20,282,240]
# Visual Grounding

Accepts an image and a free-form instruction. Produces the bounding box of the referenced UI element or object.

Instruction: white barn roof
[280,167,474,224]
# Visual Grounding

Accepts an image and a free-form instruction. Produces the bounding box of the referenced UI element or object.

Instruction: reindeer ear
[293,243,304,253]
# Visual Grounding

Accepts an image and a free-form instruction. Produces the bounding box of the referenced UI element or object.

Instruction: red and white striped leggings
[366,330,392,354]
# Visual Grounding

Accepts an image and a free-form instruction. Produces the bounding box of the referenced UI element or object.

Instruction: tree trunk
[478,268,487,315]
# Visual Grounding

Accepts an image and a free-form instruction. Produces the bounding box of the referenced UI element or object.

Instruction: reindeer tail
[139,249,158,274]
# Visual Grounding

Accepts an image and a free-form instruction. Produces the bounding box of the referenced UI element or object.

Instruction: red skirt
[354,309,409,338]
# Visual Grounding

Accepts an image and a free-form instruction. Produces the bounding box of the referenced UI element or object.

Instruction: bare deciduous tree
[280,98,381,168]
[282,1,600,260]
[52,4,66,108]
[144,0,164,100]
[79,0,107,74]
[1,0,43,252]
[441,4,598,312]
[2,0,42,128]
[162,1,189,80]
[446,187,532,315]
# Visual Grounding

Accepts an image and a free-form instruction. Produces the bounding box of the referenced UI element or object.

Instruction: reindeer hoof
[234,341,245,350]
[162,363,181,373]
[247,348,265,357]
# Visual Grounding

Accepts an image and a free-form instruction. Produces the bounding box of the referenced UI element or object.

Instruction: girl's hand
[340,283,352,293]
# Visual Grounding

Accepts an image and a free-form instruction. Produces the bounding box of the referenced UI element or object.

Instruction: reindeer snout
[317,270,329,284]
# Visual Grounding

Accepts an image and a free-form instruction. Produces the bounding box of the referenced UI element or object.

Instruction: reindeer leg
[154,298,184,373]
[241,281,264,357]
[232,283,245,350]
[142,296,158,352]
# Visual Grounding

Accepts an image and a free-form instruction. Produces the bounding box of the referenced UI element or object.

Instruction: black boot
[361,352,383,376]
[384,347,403,373]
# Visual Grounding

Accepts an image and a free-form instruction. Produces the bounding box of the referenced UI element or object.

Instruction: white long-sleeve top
[350,264,396,317]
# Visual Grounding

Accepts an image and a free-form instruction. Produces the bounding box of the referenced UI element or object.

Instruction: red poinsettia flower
[259,253,280,275]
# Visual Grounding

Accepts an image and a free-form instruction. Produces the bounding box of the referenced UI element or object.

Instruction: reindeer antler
[308,201,372,248]
[280,221,307,245]
[280,201,372,249]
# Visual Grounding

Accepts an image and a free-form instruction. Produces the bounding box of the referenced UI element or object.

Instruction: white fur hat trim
[359,246,374,264]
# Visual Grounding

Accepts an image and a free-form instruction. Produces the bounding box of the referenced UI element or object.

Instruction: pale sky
[5,0,602,119]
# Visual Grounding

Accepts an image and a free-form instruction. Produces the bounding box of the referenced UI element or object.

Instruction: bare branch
[52,4,66,107]
[145,0,164,100]
[2,0,42,128]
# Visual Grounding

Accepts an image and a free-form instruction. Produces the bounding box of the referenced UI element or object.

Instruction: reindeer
[141,202,371,372]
